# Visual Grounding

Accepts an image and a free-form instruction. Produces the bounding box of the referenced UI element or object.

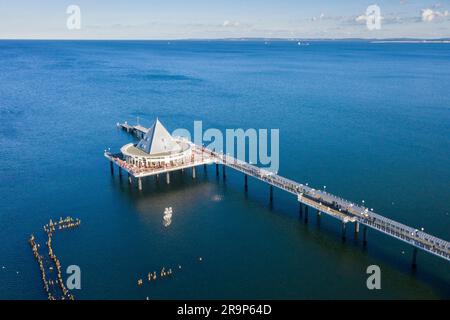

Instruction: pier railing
[207,148,450,261]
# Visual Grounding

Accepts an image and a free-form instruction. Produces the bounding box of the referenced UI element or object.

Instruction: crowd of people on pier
[109,148,211,176]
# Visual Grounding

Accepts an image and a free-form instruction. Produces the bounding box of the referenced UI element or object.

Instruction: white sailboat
[163,207,173,226]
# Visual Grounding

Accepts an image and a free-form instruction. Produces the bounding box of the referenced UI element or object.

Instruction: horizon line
[1,37,450,42]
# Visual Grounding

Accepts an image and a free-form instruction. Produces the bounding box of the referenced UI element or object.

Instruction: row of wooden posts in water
[29,217,80,300]
[44,216,81,233]
[137,257,203,287]
[138,266,178,286]
[29,235,51,297]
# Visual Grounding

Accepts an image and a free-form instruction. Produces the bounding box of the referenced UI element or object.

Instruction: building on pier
[120,118,192,168]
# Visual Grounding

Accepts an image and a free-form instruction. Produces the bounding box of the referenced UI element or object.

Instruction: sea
[0,40,449,299]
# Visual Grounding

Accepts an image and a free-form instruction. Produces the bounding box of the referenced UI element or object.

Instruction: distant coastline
[371,40,450,44]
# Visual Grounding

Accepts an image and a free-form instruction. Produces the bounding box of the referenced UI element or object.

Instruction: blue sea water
[0,40,449,299]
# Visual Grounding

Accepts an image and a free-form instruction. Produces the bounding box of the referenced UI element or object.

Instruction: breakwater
[29,217,80,300]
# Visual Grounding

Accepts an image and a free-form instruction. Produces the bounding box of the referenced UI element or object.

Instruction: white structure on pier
[120,118,192,167]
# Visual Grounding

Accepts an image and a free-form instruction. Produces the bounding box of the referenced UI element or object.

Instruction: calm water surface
[0,40,449,299]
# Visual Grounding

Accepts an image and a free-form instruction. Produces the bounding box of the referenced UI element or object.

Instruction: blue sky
[1,0,449,39]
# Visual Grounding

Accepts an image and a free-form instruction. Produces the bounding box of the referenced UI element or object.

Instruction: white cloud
[222,20,240,27]
[355,14,382,23]
[421,8,448,22]
[355,15,368,23]
[422,8,436,21]
[311,13,325,21]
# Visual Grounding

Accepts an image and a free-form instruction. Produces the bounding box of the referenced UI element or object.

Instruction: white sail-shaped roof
[136,119,181,155]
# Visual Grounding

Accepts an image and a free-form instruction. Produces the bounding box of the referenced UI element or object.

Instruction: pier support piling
[110,162,114,175]
[138,178,142,191]
[299,203,303,218]
[216,163,219,176]
[222,164,226,180]
[304,206,309,223]
[317,210,321,226]
[203,164,207,172]
[341,222,347,241]
[363,226,368,246]
[412,247,418,269]
[128,173,132,185]
[166,172,170,184]
[269,185,273,204]
[354,222,360,239]
[192,166,196,179]
[118,167,122,179]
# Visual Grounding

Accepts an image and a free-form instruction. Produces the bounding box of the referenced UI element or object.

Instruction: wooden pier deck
[109,122,450,264]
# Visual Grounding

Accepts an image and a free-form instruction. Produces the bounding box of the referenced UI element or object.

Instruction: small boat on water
[163,207,173,221]
[163,207,173,227]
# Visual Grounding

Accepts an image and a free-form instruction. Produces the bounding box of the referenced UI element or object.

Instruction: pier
[107,121,450,265]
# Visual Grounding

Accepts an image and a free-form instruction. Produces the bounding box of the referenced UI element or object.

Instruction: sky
[0,0,449,39]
